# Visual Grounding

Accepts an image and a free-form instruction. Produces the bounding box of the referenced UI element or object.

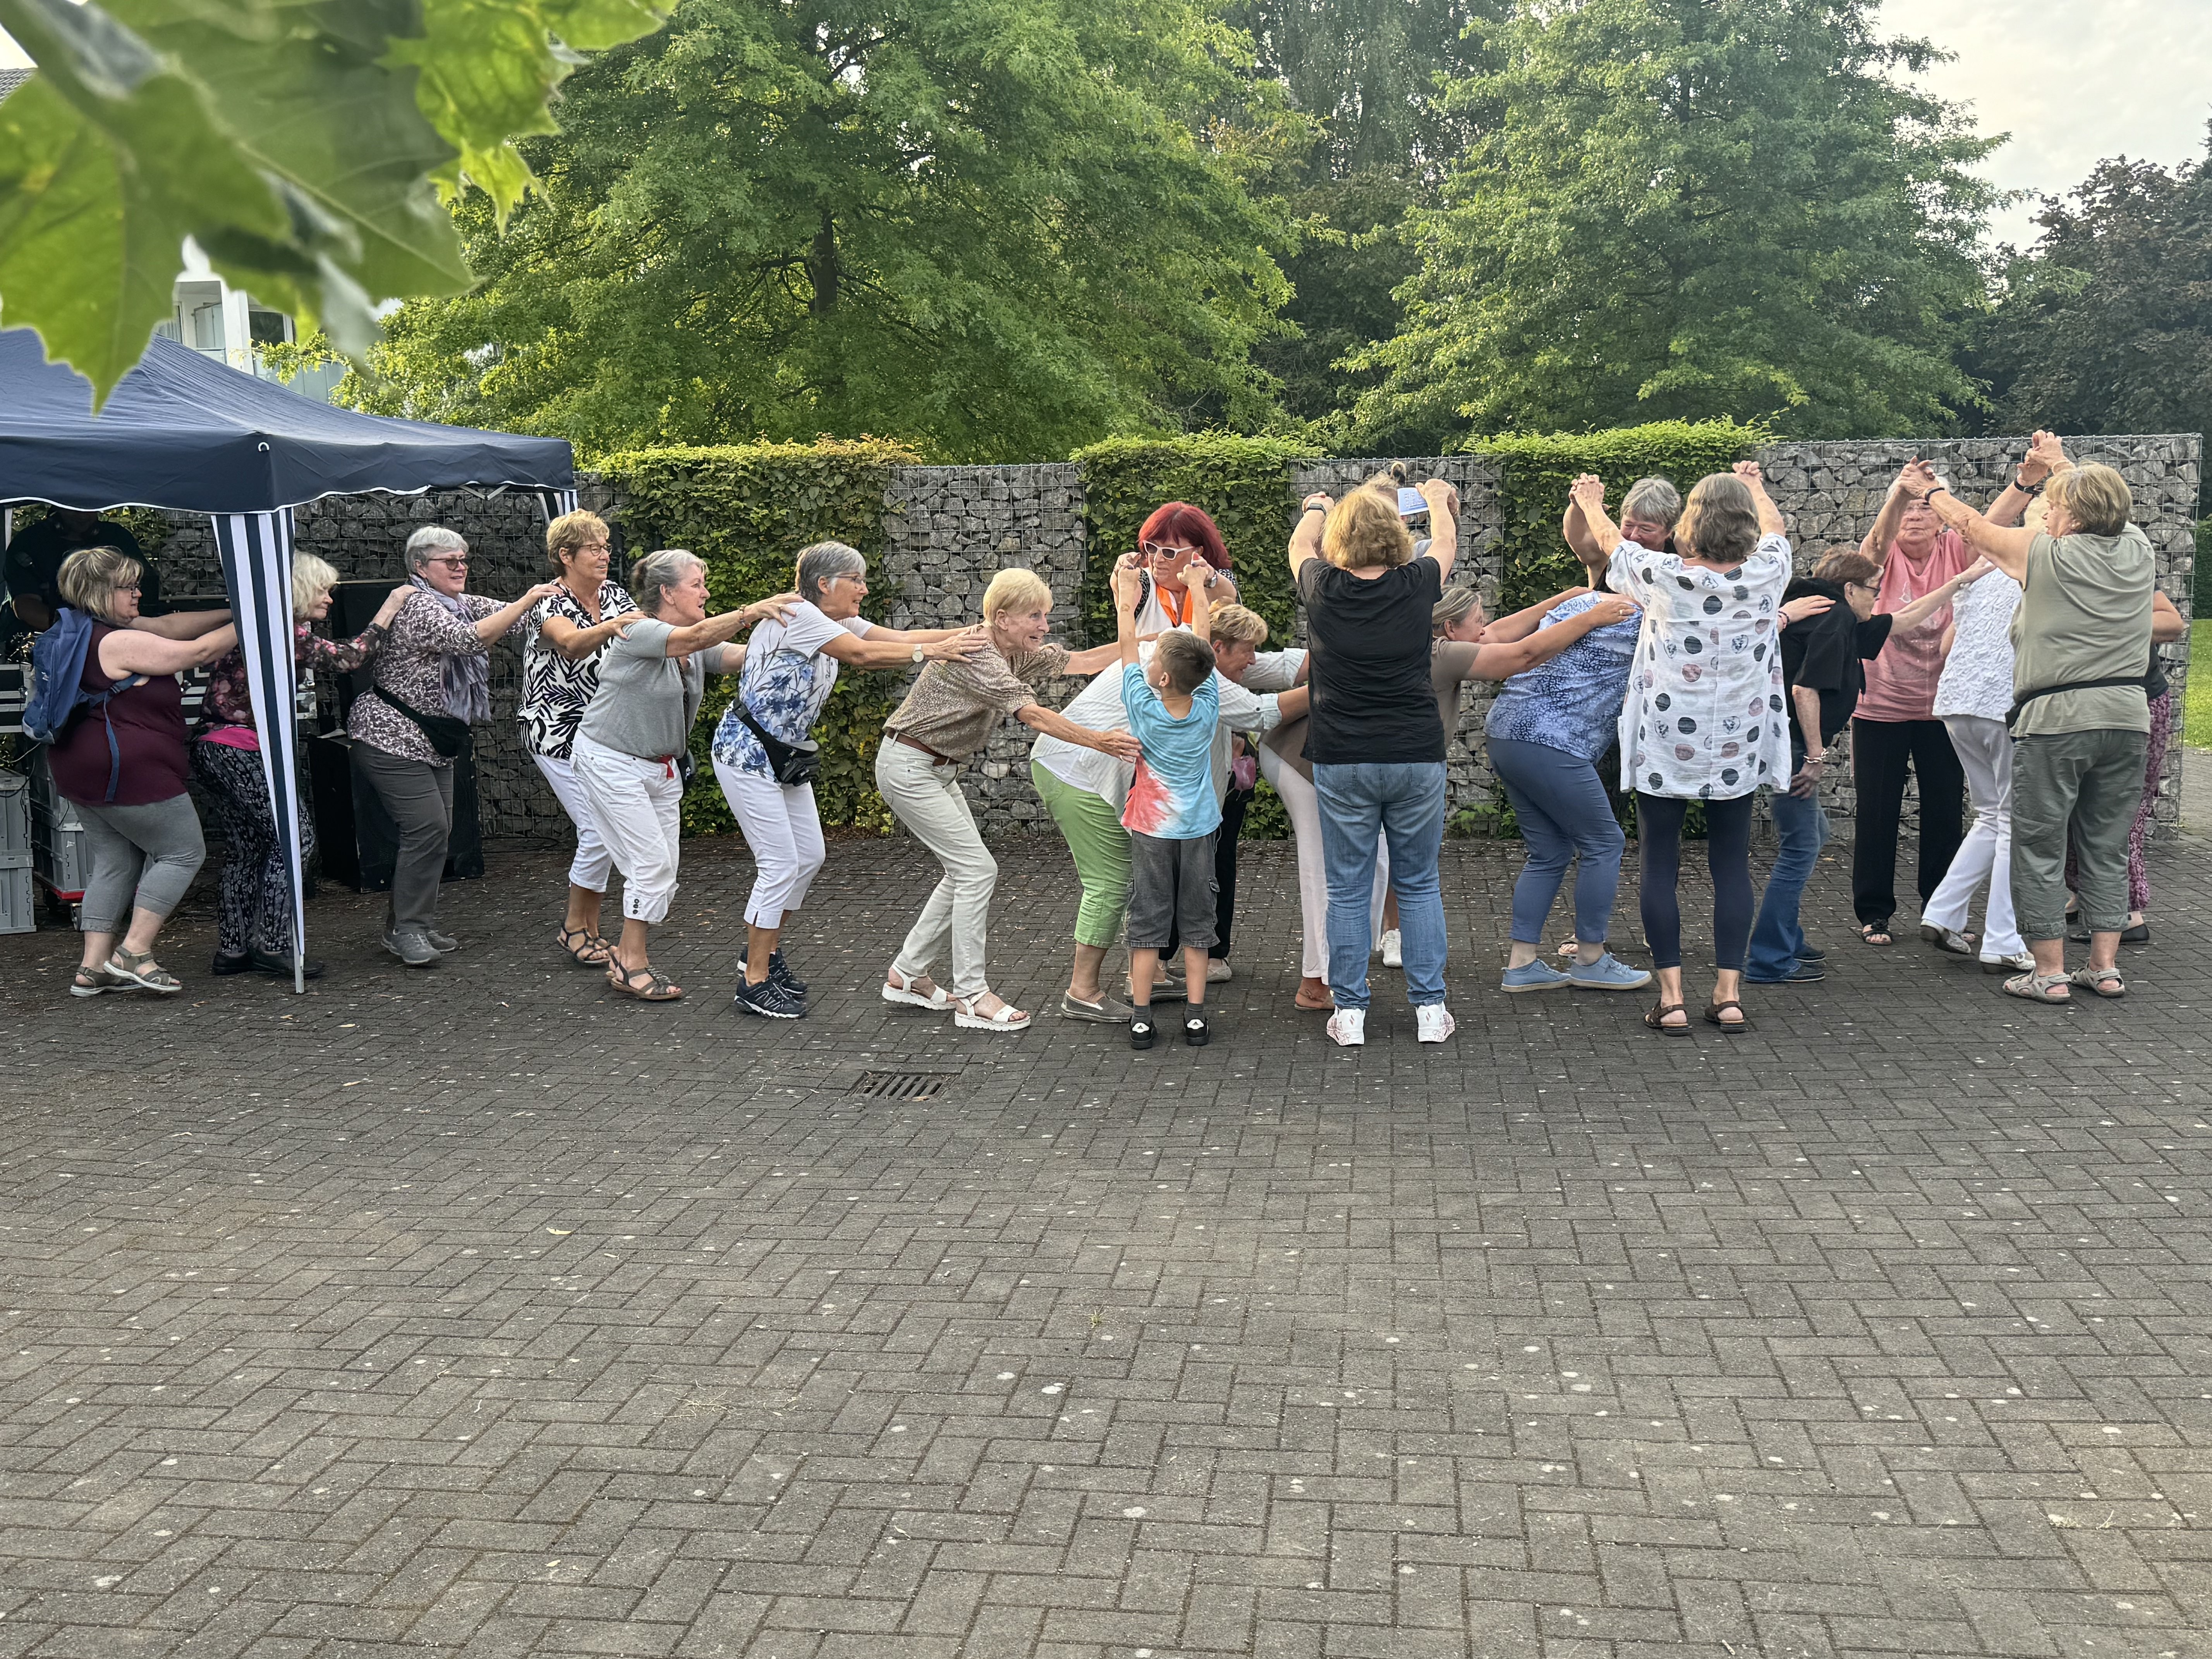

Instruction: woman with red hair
[1130,503,1239,635]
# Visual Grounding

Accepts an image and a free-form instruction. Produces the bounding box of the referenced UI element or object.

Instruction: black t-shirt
[1779,577,1893,762]
[1298,556,1446,765]
[3,517,161,619]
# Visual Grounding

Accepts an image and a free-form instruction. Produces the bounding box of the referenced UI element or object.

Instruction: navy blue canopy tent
[0,328,578,988]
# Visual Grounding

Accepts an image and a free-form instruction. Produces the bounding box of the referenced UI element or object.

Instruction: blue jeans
[1314,761,1448,1009]
[1746,789,1830,979]
[1489,737,1625,946]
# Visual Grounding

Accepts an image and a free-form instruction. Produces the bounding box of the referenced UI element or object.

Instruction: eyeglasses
[425,556,469,570]
[113,582,143,594]
[1851,581,1881,597]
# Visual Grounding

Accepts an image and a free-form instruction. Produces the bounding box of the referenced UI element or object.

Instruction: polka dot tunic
[1607,532,1793,801]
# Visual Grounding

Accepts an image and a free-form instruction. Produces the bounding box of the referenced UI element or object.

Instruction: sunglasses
[1140,541,1200,561]
[425,556,470,569]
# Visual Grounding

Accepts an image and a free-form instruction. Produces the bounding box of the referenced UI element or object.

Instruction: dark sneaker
[1183,1012,1210,1047]
[740,948,809,996]
[732,975,805,1019]
[211,950,256,977]
[384,929,440,968]
[1130,1010,1157,1050]
[424,927,460,953]
[1796,944,1827,962]
[1745,959,1826,984]
[249,949,325,980]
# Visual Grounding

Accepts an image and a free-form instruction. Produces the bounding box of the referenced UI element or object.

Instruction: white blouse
[1930,570,2022,723]
[1608,532,1793,801]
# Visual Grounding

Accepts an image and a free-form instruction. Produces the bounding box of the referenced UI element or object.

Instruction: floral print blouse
[345,589,514,766]
[1608,532,1793,801]
[520,579,638,761]
[201,620,387,747]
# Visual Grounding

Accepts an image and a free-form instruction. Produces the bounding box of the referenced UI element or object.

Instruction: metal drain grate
[851,1070,955,1101]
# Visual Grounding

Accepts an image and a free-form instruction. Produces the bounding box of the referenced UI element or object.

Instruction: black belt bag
[736,698,821,787]
[2005,673,2150,732]
[369,684,471,758]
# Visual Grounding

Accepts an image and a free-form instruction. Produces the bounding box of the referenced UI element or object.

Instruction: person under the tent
[7,508,167,634]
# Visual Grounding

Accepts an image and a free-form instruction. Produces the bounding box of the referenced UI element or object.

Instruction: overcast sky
[4,2,2209,251]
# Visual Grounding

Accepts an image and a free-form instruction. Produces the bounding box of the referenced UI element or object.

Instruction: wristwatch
[911,644,926,664]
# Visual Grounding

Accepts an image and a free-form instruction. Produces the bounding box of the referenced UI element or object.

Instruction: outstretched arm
[1460,594,1638,680]
[1888,558,1991,631]
[663,593,796,656]
[1417,479,1460,582]
[1858,466,1914,561]
[1732,460,1786,538]
[1288,493,1329,576]
[1483,585,1593,645]
[1566,476,1622,575]
[821,624,990,670]
[1911,461,2037,583]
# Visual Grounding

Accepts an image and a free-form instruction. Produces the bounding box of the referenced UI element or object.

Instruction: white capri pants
[713,755,829,928]
[530,749,616,893]
[1258,746,1389,980]
[572,734,684,925]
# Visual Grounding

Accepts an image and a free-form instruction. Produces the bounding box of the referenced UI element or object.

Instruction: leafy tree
[1230,0,1495,435]
[356,0,1294,462]
[1347,0,2001,447]
[1973,135,2212,484]
[0,0,673,397]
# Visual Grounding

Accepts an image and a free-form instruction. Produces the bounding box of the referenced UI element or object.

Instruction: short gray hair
[404,525,467,572]
[795,541,866,605]
[629,548,704,615]
[1620,476,1683,528]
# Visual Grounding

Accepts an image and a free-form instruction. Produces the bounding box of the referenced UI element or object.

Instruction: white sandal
[881,966,950,1011]
[950,989,1032,1033]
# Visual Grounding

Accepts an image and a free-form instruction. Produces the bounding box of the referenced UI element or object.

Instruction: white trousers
[876,738,997,997]
[530,750,616,893]
[1922,714,2023,958]
[1259,746,1389,980]
[572,734,684,925]
[714,756,828,928]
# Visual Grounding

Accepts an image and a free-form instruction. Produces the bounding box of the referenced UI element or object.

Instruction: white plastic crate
[0,858,31,934]
[0,768,27,858]
[28,751,93,903]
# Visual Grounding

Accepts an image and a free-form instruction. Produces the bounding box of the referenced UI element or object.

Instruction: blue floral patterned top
[1483,594,1642,762]
[710,600,872,777]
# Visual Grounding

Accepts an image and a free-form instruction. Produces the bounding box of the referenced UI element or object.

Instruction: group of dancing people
[38,431,2173,1034]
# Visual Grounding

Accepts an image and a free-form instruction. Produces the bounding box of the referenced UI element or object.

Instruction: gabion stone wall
[127,435,2198,850]
[1755,436,2200,829]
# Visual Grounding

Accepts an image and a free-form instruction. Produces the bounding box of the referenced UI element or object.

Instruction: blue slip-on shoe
[1566,952,1651,991]
[1744,959,1826,985]
[1500,960,1573,994]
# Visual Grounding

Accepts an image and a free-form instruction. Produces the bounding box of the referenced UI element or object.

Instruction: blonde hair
[982,567,1053,623]
[1322,479,1415,571]
[56,545,143,622]
[1677,474,1760,565]
[1432,585,1480,634]
[1207,603,1269,647]
[546,509,610,574]
[1152,630,1216,694]
[2046,463,2132,538]
[291,552,340,617]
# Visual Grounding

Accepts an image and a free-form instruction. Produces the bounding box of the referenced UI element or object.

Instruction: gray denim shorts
[1125,829,1219,951]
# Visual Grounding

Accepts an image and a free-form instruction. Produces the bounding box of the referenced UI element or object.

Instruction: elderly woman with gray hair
[347,526,558,967]
[709,541,985,1018]
[574,549,795,1001]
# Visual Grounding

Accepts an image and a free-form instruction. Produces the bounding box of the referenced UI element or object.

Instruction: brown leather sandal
[1704,998,1753,1032]
[558,926,613,966]
[1643,1000,1689,1034]
[606,960,683,1001]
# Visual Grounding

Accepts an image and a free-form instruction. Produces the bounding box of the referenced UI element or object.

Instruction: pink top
[1856,527,1973,723]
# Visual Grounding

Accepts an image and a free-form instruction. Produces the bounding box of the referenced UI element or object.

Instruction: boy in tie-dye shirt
[1109,551,1222,1049]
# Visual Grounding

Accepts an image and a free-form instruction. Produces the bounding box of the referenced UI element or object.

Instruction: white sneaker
[1415,1003,1456,1044]
[1326,1008,1366,1046]
[1379,928,1403,968]
[1205,957,1233,983]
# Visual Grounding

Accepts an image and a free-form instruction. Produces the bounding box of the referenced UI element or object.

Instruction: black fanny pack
[2005,671,2152,732]
[737,698,821,786]
[370,684,472,758]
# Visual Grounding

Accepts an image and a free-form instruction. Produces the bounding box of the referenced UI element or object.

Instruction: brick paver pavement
[3,831,2209,1659]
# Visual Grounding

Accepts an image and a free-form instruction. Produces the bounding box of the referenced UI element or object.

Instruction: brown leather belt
[893,732,956,766]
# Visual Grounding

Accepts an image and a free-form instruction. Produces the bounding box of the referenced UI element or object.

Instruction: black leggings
[1637,792,1756,971]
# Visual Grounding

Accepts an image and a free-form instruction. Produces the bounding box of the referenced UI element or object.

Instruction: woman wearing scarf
[346,526,558,967]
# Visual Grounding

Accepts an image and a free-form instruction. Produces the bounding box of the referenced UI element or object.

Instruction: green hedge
[2196,518,2212,616]
[595,440,919,834]
[1073,433,1317,650]
[1472,419,1771,612]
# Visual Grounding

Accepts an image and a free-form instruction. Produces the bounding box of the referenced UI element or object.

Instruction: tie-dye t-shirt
[1119,662,1221,838]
